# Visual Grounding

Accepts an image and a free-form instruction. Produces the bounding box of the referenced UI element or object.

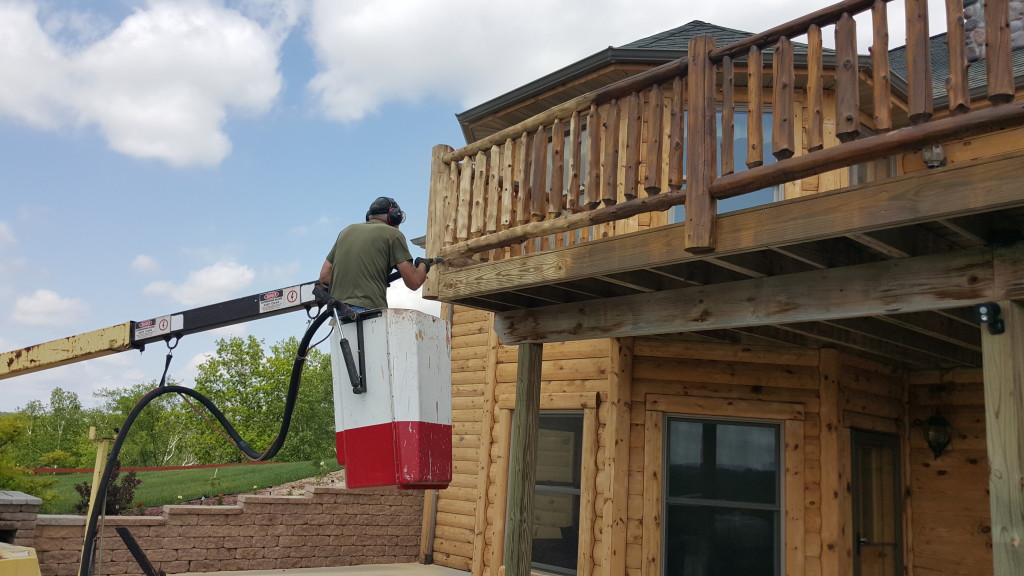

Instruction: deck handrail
[425,0,1024,267]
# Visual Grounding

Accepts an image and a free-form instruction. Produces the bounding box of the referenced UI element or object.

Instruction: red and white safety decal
[258,286,299,314]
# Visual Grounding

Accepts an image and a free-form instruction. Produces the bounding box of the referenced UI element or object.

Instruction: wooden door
[851,430,902,576]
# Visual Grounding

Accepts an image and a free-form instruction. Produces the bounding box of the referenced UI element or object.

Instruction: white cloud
[386,285,441,317]
[0,222,15,250]
[0,0,287,166]
[131,254,159,273]
[304,0,946,124]
[144,261,255,306]
[0,2,70,129]
[11,289,89,326]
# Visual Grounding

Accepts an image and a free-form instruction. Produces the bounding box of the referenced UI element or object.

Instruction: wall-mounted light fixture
[920,144,946,169]
[975,302,1005,335]
[923,412,952,459]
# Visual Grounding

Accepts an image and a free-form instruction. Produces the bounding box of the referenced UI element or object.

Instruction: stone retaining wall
[5,486,423,576]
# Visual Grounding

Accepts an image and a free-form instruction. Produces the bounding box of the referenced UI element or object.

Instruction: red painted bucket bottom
[335,420,452,489]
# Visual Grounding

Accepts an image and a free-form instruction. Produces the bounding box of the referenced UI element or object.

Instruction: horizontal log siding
[906,368,993,576]
[430,307,490,572]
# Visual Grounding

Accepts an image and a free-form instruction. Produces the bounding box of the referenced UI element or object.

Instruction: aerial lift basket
[328,308,452,489]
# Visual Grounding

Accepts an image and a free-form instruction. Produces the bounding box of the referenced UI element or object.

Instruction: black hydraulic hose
[78,305,334,576]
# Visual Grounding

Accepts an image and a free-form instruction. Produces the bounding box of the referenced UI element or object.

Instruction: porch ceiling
[434,149,1024,370]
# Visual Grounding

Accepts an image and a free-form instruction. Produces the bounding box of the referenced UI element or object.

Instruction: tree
[10,388,93,468]
[0,414,57,506]
[185,335,335,463]
[94,380,196,467]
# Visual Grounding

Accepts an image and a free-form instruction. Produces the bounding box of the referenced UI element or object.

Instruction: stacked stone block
[0,490,42,547]
[29,486,424,576]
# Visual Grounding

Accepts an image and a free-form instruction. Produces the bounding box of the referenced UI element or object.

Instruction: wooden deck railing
[425,0,1024,267]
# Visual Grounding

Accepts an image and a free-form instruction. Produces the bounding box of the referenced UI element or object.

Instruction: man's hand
[312,282,331,302]
[414,257,433,273]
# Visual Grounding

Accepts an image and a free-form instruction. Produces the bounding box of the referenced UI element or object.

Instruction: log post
[980,299,1024,574]
[772,36,796,160]
[422,144,454,300]
[503,342,543,576]
[685,35,718,253]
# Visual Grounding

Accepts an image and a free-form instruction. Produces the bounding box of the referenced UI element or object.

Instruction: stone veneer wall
[964,0,1024,62]
[17,486,422,576]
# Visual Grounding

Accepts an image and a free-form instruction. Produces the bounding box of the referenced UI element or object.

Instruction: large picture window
[531,412,584,575]
[665,418,781,576]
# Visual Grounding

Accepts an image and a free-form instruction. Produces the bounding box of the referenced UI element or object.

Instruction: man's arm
[396,259,428,291]
[319,260,333,285]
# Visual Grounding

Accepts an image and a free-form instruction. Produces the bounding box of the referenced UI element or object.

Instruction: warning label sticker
[259,286,300,314]
[135,315,171,340]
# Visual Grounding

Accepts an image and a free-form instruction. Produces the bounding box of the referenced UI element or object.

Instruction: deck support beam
[494,244,1024,345]
[980,300,1024,574]
[503,342,543,576]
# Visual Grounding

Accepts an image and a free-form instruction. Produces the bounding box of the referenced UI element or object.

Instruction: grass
[40,460,340,514]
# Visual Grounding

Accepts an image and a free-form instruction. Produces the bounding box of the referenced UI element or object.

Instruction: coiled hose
[78,305,333,576]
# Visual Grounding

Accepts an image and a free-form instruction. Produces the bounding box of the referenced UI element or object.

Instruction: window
[665,418,782,576]
[531,412,584,575]
[670,110,781,224]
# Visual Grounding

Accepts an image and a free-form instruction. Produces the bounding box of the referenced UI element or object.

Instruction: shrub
[73,461,143,515]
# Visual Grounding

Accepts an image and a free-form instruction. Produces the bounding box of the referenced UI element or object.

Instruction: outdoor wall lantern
[924,412,952,460]
[921,144,946,169]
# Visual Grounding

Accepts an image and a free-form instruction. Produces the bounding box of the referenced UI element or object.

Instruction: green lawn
[40,460,339,514]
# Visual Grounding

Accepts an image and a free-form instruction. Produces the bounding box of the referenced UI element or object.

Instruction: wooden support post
[685,35,717,253]
[980,300,1024,574]
[471,321,502,575]
[503,342,543,576]
[85,427,113,538]
[603,337,633,576]
[818,349,853,576]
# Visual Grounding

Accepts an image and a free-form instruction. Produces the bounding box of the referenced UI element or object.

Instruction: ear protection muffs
[366,197,405,226]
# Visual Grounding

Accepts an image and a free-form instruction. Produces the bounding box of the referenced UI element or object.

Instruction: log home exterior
[419,2,1024,576]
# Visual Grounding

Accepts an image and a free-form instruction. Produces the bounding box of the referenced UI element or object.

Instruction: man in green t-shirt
[318,197,431,311]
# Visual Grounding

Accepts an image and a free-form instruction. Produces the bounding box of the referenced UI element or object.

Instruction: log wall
[429,311,997,576]
[906,368,993,576]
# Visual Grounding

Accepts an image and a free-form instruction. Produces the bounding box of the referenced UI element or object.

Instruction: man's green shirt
[325,220,413,310]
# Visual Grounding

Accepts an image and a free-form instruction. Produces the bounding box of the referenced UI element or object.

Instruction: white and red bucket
[328,308,452,489]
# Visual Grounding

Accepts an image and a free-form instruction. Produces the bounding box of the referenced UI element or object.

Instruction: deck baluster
[645,84,664,193]
[568,111,583,212]
[530,127,548,223]
[905,0,933,123]
[985,0,1014,104]
[623,92,642,201]
[471,150,487,242]
[668,77,685,190]
[747,46,764,168]
[602,100,620,206]
[456,157,473,242]
[871,1,893,131]
[773,36,796,160]
[807,24,825,151]
[945,0,970,114]
[836,13,861,141]
[585,105,602,209]
[721,57,736,176]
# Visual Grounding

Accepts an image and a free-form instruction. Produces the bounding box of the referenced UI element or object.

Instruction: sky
[0,0,947,412]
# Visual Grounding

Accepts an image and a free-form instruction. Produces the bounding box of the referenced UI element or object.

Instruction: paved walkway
[179,563,470,576]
